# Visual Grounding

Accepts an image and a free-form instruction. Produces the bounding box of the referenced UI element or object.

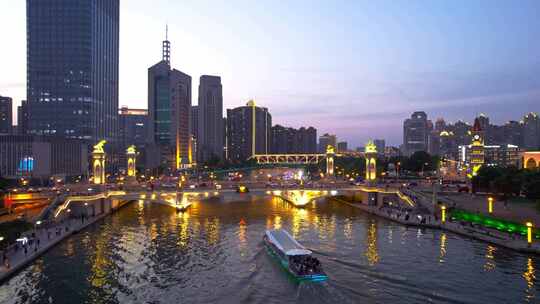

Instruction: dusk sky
[1,0,540,147]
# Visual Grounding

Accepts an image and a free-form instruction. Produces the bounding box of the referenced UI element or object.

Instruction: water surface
[0,195,538,303]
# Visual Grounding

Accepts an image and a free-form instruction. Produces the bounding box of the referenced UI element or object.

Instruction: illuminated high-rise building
[226,100,271,163]
[26,0,119,142]
[403,111,430,156]
[147,31,192,169]
[503,120,523,147]
[523,112,540,150]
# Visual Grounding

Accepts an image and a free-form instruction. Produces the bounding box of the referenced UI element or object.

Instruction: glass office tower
[26,0,119,142]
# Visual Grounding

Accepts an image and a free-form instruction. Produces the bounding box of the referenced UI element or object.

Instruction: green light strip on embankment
[450,209,539,238]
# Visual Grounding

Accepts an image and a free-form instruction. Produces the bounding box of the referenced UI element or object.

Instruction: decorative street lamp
[126,145,137,178]
[326,145,335,177]
[441,206,447,223]
[526,222,533,247]
[92,140,107,185]
[365,140,377,182]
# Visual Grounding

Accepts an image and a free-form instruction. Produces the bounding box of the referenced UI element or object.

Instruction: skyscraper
[147,33,192,169]
[0,96,13,134]
[226,101,272,163]
[523,112,540,150]
[171,70,192,168]
[198,75,223,162]
[403,111,430,156]
[26,0,119,142]
[503,120,523,147]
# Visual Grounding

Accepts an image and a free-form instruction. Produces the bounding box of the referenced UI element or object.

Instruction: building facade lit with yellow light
[466,117,485,177]
[226,100,272,163]
[147,32,193,170]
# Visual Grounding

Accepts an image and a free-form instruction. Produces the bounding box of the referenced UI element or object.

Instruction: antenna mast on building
[162,24,171,65]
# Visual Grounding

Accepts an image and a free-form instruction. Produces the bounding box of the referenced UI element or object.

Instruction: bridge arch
[523,152,540,169]
[526,158,537,169]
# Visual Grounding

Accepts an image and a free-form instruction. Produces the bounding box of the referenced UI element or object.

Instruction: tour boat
[263,229,328,282]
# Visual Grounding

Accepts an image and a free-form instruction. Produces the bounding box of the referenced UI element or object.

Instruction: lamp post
[526,222,533,247]
[441,206,446,223]
[488,197,494,214]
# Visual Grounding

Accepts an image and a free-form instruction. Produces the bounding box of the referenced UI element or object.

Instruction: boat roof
[266,229,312,256]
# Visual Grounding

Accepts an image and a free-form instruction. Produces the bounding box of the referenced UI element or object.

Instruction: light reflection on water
[365,221,379,266]
[439,233,447,263]
[0,194,539,303]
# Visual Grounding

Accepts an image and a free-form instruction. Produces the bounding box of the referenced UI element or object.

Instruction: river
[0,194,538,303]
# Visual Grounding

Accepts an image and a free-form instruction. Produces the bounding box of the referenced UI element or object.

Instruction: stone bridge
[40,185,420,222]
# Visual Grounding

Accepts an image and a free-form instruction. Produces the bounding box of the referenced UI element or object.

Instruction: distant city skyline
[1,0,540,146]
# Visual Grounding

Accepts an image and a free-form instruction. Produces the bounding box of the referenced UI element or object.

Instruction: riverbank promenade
[0,213,106,283]
[437,192,540,224]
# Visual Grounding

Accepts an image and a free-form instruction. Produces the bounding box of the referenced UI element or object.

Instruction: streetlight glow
[441,206,446,223]
[488,197,494,214]
[526,222,533,245]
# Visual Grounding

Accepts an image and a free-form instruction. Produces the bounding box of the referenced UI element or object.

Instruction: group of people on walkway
[0,217,79,273]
